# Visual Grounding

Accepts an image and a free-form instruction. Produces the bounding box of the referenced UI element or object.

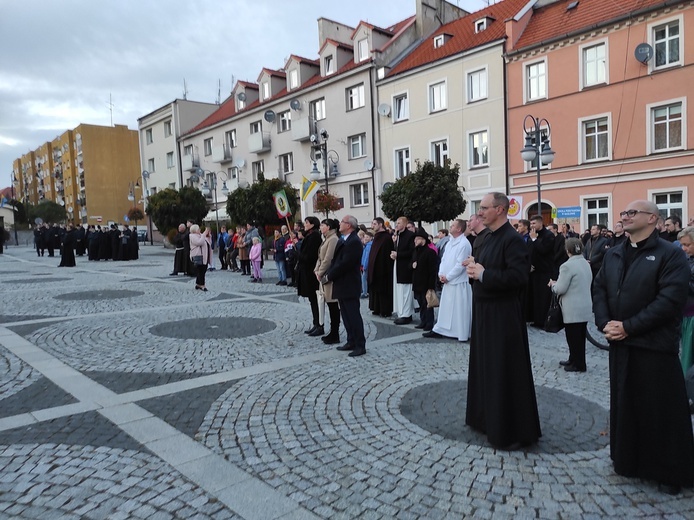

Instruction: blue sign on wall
[557,206,581,219]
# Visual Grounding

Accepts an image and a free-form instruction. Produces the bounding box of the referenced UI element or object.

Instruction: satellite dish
[67,206,73,213]
[236,158,246,168]
[383,182,393,191]
[264,110,276,123]
[364,159,374,170]
[35,217,43,225]
[237,92,247,102]
[377,103,391,117]
[290,98,302,111]
[634,43,653,64]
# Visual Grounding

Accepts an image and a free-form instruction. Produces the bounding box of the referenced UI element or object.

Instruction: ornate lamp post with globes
[520,115,556,221]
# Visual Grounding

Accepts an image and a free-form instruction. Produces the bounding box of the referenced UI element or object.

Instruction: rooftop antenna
[216,79,221,105]
[107,93,114,126]
[183,78,188,100]
[230,74,235,95]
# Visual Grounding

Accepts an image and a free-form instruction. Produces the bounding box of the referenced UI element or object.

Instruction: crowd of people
[32,222,140,267]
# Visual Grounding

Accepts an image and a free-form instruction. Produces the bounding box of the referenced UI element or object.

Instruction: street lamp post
[520,115,556,221]
[141,171,153,245]
[197,169,229,237]
[10,173,19,245]
[308,129,339,215]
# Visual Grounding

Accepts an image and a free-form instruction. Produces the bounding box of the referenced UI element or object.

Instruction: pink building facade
[505,0,693,232]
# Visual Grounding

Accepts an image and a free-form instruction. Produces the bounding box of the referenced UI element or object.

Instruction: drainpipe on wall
[502,52,510,196]
[369,66,378,219]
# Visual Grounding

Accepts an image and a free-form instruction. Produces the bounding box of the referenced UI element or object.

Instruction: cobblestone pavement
[0,245,692,519]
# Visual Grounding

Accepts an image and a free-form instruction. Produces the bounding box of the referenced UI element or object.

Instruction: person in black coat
[129,226,139,260]
[34,224,45,256]
[97,226,110,260]
[391,217,415,324]
[583,224,609,278]
[528,215,555,327]
[411,227,440,332]
[367,217,394,318]
[110,224,120,261]
[297,216,322,334]
[171,224,187,275]
[87,225,99,260]
[326,215,366,357]
[74,225,86,256]
[43,224,54,257]
[58,224,76,267]
[593,200,694,494]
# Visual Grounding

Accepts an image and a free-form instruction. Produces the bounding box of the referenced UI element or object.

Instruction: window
[203,138,212,156]
[467,68,487,103]
[230,166,239,179]
[475,19,487,33]
[252,160,264,182]
[147,158,155,172]
[310,98,326,121]
[431,139,449,167]
[351,183,369,206]
[164,121,172,137]
[525,60,547,101]
[582,117,610,162]
[582,42,606,87]
[346,84,365,111]
[429,81,447,112]
[250,121,262,134]
[226,129,237,148]
[166,152,174,168]
[279,153,293,175]
[278,111,291,133]
[262,82,270,100]
[325,55,335,75]
[585,198,609,228]
[394,147,411,179]
[183,145,193,156]
[358,39,369,62]
[651,101,683,152]
[469,130,489,168]
[348,134,366,159]
[393,93,409,122]
[289,69,298,89]
[653,191,683,219]
[433,35,444,48]
[653,18,681,69]
[237,98,246,110]
[145,128,153,145]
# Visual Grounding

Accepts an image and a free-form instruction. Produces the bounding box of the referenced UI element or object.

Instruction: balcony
[212,145,233,163]
[291,116,313,142]
[182,154,200,171]
[248,132,271,154]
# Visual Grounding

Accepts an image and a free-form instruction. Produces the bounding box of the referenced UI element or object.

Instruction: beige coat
[314,229,338,303]
[552,254,593,323]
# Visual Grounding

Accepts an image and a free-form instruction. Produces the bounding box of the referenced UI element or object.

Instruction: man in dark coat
[528,215,555,327]
[171,224,187,275]
[43,224,54,256]
[129,226,139,260]
[411,227,439,332]
[367,217,394,318]
[466,192,541,449]
[327,215,366,357]
[110,224,120,261]
[391,216,415,324]
[548,223,568,279]
[593,200,694,495]
[583,224,609,279]
[98,226,110,260]
[58,224,76,267]
[74,225,86,256]
[34,224,45,256]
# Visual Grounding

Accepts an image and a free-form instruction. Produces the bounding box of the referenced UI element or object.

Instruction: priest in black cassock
[170,224,187,275]
[58,224,77,267]
[465,192,541,449]
[367,217,394,318]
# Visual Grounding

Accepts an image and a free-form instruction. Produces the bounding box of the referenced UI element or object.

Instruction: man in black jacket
[327,215,366,357]
[391,216,415,324]
[593,199,694,495]
[528,215,554,327]
[583,224,609,279]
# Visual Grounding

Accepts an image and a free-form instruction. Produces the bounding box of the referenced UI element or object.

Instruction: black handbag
[544,293,564,333]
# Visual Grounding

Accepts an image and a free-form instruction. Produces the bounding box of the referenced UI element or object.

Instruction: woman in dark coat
[87,225,99,260]
[411,228,440,331]
[58,224,77,267]
[297,216,322,333]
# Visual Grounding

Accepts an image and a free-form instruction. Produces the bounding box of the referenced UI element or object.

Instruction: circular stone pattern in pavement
[149,317,276,340]
[12,278,73,284]
[400,380,609,454]
[54,289,145,301]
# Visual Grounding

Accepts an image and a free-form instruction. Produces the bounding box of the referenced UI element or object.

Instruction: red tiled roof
[388,0,529,77]
[286,54,319,66]
[513,0,671,51]
[319,38,354,54]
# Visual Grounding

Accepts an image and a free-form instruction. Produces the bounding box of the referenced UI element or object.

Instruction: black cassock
[110,228,120,260]
[59,229,76,267]
[172,231,187,274]
[466,220,542,448]
[98,230,111,260]
[367,230,394,317]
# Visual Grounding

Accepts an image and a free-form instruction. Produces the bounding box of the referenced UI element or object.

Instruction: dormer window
[262,82,270,100]
[475,17,493,33]
[289,69,298,90]
[357,38,369,62]
[434,35,445,48]
[325,55,335,75]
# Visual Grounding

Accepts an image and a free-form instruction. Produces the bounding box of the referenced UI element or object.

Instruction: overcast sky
[0,0,487,189]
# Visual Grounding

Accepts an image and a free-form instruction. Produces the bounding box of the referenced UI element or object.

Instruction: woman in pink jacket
[249,236,263,283]
[189,224,212,291]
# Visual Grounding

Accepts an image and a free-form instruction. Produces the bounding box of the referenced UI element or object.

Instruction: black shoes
[658,483,682,495]
[348,349,366,357]
[559,360,571,366]
[278,281,287,286]
[394,316,412,325]
[308,326,325,337]
[169,272,177,276]
[322,334,340,345]
[336,343,354,351]
[414,323,426,329]
[305,325,318,334]
[422,331,444,339]
[564,365,586,372]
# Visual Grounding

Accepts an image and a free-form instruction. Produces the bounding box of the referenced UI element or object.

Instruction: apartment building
[137,99,218,195]
[506,0,694,231]
[176,0,468,225]
[12,124,140,225]
[378,0,529,220]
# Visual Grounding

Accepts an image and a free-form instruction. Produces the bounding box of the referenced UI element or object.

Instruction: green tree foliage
[379,161,466,224]
[147,186,208,235]
[27,200,67,224]
[226,178,299,228]
[127,207,145,226]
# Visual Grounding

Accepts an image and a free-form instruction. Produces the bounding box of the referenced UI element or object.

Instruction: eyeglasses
[619,210,653,218]
[478,205,499,211]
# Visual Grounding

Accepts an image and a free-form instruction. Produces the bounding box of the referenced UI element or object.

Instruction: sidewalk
[0,246,691,519]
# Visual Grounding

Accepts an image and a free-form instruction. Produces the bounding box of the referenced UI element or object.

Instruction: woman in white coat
[549,237,593,372]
